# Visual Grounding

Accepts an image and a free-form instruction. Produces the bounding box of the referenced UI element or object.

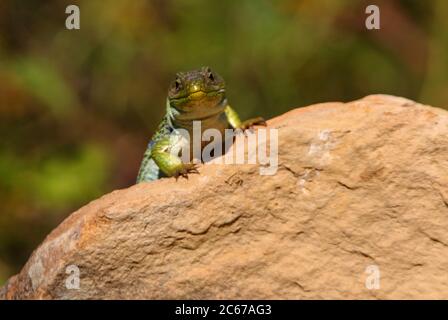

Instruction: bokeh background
[0,0,447,284]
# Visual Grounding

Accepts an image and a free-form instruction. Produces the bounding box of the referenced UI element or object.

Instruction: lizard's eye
[207,70,215,82]
[174,78,182,91]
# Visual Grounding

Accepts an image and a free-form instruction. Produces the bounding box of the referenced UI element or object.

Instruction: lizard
[136,66,265,183]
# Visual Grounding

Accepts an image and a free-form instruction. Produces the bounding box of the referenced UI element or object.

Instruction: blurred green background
[0,0,447,284]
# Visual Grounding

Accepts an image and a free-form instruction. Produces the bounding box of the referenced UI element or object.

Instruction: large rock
[2,95,448,299]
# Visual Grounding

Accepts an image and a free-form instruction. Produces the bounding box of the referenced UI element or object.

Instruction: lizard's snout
[189,90,206,100]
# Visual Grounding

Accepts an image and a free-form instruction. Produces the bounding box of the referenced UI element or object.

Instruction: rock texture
[2,95,448,299]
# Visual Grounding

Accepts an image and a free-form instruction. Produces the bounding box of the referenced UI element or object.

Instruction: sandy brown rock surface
[1,94,448,299]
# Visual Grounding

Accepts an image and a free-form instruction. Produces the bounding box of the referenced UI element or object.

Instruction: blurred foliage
[0,0,447,284]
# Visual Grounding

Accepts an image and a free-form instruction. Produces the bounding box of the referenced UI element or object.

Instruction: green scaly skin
[136,66,265,183]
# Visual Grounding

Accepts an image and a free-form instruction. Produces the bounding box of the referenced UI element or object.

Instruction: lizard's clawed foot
[240,117,267,129]
[238,117,267,135]
[174,163,199,180]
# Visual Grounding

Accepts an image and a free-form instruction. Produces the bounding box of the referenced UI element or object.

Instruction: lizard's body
[136,67,264,182]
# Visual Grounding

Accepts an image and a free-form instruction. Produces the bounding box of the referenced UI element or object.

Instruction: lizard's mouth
[171,88,225,101]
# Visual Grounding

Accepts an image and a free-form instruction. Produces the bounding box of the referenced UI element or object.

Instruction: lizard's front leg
[224,105,266,130]
[151,135,199,179]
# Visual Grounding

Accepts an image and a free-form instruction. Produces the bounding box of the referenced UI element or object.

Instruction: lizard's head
[168,67,226,118]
